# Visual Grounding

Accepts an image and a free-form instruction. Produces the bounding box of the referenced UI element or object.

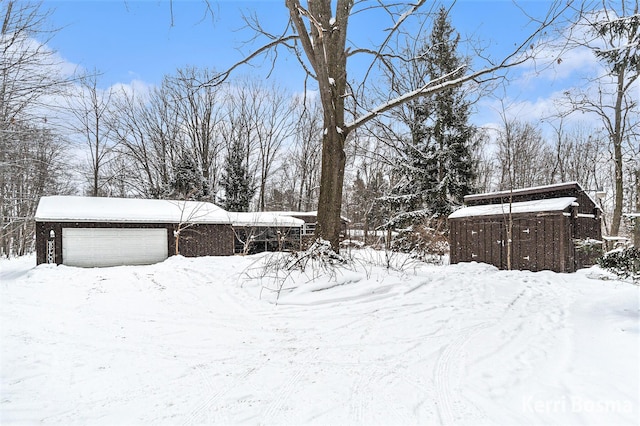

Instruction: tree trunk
[315,131,346,250]
[634,168,639,248]
[610,69,626,236]
[285,0,351,251]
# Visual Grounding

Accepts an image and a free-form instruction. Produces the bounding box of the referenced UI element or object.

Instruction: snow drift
[1,251,638,425]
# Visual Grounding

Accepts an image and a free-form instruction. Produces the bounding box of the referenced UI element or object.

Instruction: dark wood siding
[448,212,583,273]
[176,224,234,257]
[451,183,603,273]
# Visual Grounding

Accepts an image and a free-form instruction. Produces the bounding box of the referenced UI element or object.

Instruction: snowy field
[1,251,638,425]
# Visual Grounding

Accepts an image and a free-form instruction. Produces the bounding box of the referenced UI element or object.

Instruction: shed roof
[448,197,578,219]
[463,181,600,212]
[464,182,582,202]
[35,196,230,224]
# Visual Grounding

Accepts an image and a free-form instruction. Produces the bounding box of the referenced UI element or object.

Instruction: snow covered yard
[1,251,638,425]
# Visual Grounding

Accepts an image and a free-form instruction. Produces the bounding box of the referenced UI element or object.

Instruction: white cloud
[109,79,155,99]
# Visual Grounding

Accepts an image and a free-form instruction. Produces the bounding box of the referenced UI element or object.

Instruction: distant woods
[1,0,638,257]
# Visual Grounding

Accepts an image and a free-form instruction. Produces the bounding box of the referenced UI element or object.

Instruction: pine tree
[220,138,255,212]
[390,7,477,225]
[170,153,208,201]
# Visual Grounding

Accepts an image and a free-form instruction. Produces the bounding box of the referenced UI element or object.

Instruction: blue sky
[38,0,611,133]
[44,1,566,97]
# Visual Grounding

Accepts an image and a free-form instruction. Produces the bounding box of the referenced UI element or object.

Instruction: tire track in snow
[182,361,266,426]
[463,275,575,405]
[434,322,490,425]
[259,345,320,423]
[348,364,378,423]
[261,367,305,422]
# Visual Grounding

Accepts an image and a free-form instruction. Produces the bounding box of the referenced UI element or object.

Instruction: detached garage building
[448,182,602,273]
[35,196,234,267]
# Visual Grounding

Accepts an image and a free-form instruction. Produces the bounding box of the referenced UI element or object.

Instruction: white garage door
[62,228,168,267]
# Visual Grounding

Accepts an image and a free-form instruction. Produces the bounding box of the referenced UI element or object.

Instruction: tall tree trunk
[286,0,350,251]
[634,168,639,248]
[610,70,625,236]
[316,131,346,249]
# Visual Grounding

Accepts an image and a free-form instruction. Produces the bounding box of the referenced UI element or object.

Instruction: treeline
[70,69,322,214]
[1,1,638,257]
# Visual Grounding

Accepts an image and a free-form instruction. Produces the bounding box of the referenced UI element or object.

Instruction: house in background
[268,211,350,248]
[448,182,602,273]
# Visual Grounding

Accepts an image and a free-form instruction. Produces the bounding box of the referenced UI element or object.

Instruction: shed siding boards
[36,221,234,266]
[449,182,602,273]
[449,213,575,273]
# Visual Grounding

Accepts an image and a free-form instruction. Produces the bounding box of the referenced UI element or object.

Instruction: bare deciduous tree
[168,67,227,199]
[66,71,114,196]
[1,0,74,257]
[109,82,182,198]
[209,0,572,250]
[496,120,548,190]
[562,0,639,236]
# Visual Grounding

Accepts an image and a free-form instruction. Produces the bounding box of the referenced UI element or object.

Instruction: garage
[62,228,169,267]
[35,196,235,266]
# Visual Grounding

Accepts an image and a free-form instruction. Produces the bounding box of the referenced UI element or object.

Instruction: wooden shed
[448,182,602,273]
[35,196,234,267]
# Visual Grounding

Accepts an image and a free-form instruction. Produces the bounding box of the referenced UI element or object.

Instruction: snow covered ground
[1,251,638,425]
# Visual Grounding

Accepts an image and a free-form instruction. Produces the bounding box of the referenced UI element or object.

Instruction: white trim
[577,213,596,218]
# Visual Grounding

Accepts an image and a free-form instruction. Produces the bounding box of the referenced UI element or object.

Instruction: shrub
[390,218,449,264]
[598,247,639,283]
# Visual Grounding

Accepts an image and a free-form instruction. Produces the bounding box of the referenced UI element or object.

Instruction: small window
[302,222,316,235]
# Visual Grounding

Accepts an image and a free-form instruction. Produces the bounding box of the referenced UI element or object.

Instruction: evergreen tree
[220,138,255,212]
[170,152,209,200]
[390,7,477,225]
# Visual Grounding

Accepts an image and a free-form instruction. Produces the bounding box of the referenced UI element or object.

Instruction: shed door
[62,228,168,267]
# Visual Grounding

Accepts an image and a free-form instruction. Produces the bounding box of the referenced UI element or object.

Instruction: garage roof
[448,197,578,219]
[35,196,230,224]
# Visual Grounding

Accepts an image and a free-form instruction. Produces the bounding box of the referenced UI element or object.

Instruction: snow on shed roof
[35,196,230,224]
[448,197,578,219]
[226,212,305,227]
[464,181,584,201]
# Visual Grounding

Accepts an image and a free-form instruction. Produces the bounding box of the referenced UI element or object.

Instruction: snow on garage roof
[448,197,578,219]
[226,212,305,227]
[35,196,230,224]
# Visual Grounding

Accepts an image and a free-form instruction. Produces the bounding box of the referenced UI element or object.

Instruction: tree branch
[202,34,299,87]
